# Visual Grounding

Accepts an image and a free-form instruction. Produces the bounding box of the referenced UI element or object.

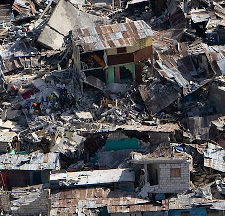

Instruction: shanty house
[131,153,191,195]
[73,20,153,84]
[0,152,60,190]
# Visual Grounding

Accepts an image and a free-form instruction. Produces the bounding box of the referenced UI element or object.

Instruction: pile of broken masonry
[0,0,225,215]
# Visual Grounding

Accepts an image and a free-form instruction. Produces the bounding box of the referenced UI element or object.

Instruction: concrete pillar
[144,163,148,184]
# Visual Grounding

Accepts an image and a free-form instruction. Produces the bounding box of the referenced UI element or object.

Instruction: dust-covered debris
[0,0,225,215]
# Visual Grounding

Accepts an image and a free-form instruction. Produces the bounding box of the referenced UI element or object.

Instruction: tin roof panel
[73,20,152,52]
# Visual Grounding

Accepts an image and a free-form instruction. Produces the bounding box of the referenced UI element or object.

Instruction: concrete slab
[37,0,108,49]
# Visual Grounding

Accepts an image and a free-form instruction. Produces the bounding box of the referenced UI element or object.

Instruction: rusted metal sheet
[134,46,153,62]
[188,41,204,55]
[139,82,180,114]
[108,203,169,213]
[152,29,183,52]
[51,187,151,213]
[214,2,225,19]
[12,0,36,17]
[107,52,134,66]
[73,20,153,52]
[155,42,213,96]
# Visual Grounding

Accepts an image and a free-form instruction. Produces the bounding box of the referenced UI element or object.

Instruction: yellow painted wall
[106,36,152,56]
[126,44,139,53]
[145,36,152,47]
[106,48,117,55]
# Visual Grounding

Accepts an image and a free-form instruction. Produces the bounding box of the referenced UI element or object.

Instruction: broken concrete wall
[38,0,108,49]
[209,116,225,146]
[0,131,17,153]
[8,170,30,189]
[139,160,190,196]
[106,131,139,151]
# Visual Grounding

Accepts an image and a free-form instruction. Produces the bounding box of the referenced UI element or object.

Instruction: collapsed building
[0,0,224,215]
[131,152,191,195]
[72,20,153,84]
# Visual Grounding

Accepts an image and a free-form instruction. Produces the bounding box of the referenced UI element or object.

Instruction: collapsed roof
[0,152,60,170]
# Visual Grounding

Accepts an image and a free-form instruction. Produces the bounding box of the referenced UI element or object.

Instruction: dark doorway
[119,66,133,83]
[147,164,159,185]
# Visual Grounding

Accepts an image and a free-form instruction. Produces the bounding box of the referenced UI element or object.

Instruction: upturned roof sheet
[0,152,60,170]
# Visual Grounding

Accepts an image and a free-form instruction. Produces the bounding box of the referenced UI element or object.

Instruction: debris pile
[0,0,225,215]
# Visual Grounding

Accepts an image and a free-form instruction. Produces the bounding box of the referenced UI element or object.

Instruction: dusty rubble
[0,0,225,215]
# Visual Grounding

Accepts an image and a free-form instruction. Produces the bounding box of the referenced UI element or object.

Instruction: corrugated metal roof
[50,187,171,215]
[73,20,153,52]
[51,187,153,215]
[108,203,169,213]
[0,152,60,170]
[188,41,205,55]
[202,44,225,75]
[154,41,213,96]
[152,29,183,52]
[204,142,225,172]
[191,9,210,23]
[139,82,180,115]
[184,115,221,141]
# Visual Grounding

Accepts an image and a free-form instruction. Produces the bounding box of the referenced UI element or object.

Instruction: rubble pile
[0,0,225,215]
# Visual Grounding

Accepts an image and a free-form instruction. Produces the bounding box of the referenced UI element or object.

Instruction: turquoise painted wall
[107,66,114,83]
[107,63,135,83]
[105,138,139,151]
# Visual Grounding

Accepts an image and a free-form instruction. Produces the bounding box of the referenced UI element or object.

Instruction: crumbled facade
[132,154,191,195]
[0,0,225,215]
[73,20,153,84]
